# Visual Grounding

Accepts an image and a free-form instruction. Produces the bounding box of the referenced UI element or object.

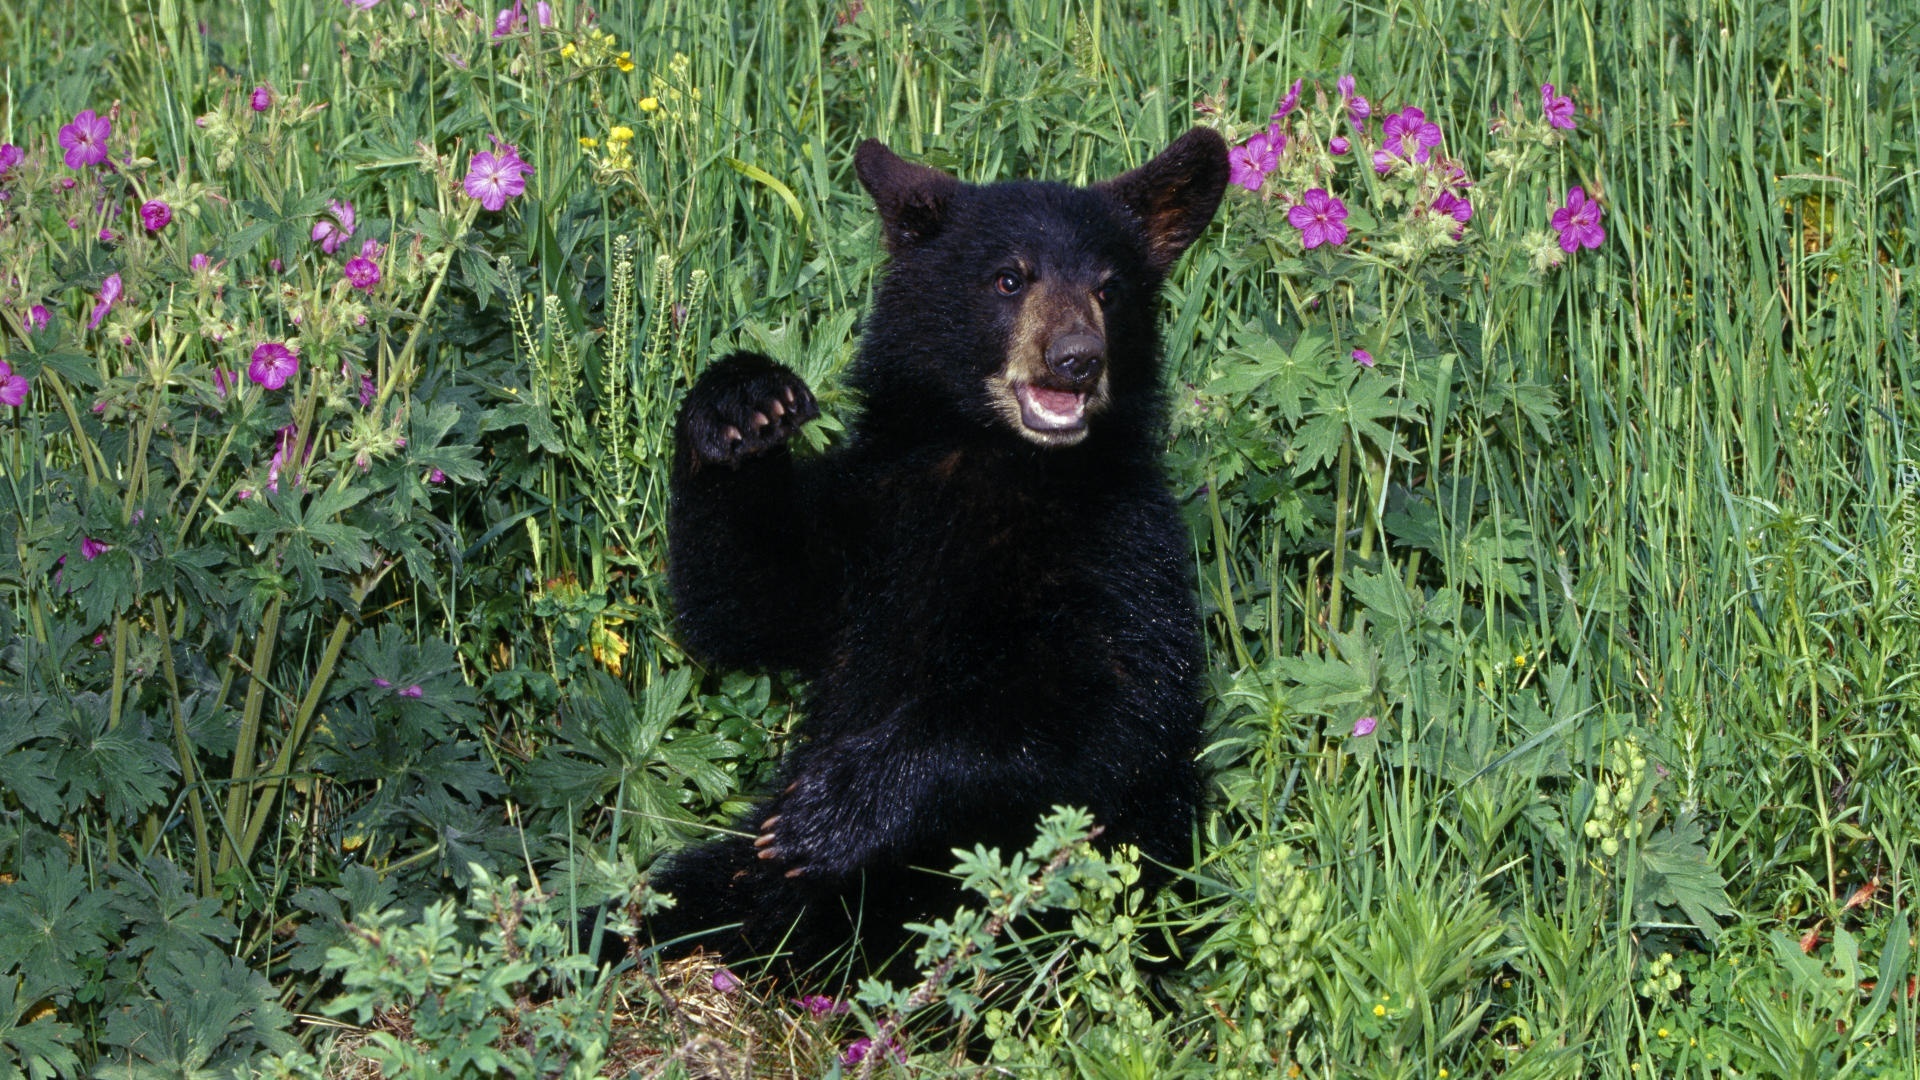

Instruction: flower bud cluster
[1583,736,1650,859]
[1636,949,1683,1004]
[1214,843,1325,1076]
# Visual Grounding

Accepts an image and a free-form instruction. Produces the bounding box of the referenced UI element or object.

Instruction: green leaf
[0,853,118,999]
[1637,811,1735,941]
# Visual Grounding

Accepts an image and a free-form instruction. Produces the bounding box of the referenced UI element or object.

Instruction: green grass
[0,0,1916,1076]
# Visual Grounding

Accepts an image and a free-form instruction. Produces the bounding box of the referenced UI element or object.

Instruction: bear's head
[850,129,1228,451]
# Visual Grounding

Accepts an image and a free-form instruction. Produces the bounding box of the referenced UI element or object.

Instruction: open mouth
[1014,383,1089,434]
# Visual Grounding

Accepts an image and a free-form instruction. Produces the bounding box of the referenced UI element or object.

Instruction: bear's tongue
[1017,384,1087,431]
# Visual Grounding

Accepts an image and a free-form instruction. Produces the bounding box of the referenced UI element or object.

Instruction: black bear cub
[641,129,1228,980]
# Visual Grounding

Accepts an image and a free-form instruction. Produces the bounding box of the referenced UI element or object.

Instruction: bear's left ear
[856,140,961,254]
[1097,128,1230,275]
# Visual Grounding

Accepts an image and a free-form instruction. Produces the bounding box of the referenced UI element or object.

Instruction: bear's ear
[1097,128,1230,275]
[856,140,960,253]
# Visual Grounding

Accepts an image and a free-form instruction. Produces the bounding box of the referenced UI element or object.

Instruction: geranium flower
[312,199,356,254]
[1287,188,1349,249]
[249,342,299,390]
[0,360,29,406]
[464,137,534,211]
[1541,83,1576,130]
[1382,106,1443,163]
[1352,716,1377,737]
[1352,348,1374,368]
[25,305,50,333]
[1227,130,1281,191]
[1273,78,1302,119]
[140,200,172,231]
[59,110,111,169]
[1433,189,1473,236]
[88,274,123,330]
[841,1037,906,1067]
[344,255,380,291]
[795,995,848,1019]
[342,0,379,9]
[1550,186,1605,252]
[493,1,525,38]
[1329,136,1350,155]
[81,537,110,561]
[0,143,22,176]
[251,85,274,112]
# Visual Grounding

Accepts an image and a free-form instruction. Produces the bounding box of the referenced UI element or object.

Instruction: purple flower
[1274,78,1302,119]
[140,199,172,232]
[400,684,424,698]
[248,341,299,390]
[1433,189,1473,232]
[1383,106,1442,163]
[1352,716,1377,738]
[711,968,741,993]
[344,256,380,291]
[795,994,848,1019]
[1329,136,1350,155]
[1541,83,1576,130]
[1550,186,1605,252]
[1347,95,1372,126]
[343,0,379,9]
[428,467,446,484]
[25,305,50,333]
[88,273,123,330]
[536,1,552,25]
[81,537,109,561]
[251,85,273,112]
[0,143,22,176]
[360,375,378,408]
[312,199,356,254]
[464,137,534,211]
[59,110,111,169]
[841,1037,906,1067]
[1227,130,1281,191]
[374,677,392,688]
[1287,188,1349,249]
[493,1,525,38]
[0,361,29,407]
[212,366,235,398]
[1336,74,1356,99]
[99,228,118,244]
[1352,348,1374,368]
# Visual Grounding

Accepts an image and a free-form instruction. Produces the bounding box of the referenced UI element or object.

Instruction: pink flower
[464,137,534,211]
[212,367,235,398]
[248,342,300,390]
[1352,348,1374,368]
[81,537,110,561]
[360,375,378,408]
[493,1,525,38]
[140,199,172,232]
[795,995,848,1019]
[428,467,446,484]
[374,677,392,688]
[841,1037,905,1067]
[343,0,379,9]
[711,968,742,993]
[1541,83,1576,130]
[24,305,50,333]
[0,360,29,407]
[1329,136,1350,155]
[251,85,273,112]
[1382,106,1442,164]
[1433,190,1473,235]
[400,685,424,698]
[1287,188,1349,249]
[344,256,380,291]
[1273,78,1302,120]
[59,110,111,169]
[0,143,22,176]
[1352,716,1377,738]
[88,273,123,330]
[536,1,552,25]
[312,199,356,254]
[1227,130,1282,192]
[1550,186,1605,252]
[99,228,118,244]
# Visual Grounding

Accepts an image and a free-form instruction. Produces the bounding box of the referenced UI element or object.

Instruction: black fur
[633,130,1228,981]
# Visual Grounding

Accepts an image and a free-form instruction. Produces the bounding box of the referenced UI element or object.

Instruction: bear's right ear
[856,140,960,253]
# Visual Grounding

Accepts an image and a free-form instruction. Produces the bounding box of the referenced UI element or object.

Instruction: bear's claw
[682,354,819,468]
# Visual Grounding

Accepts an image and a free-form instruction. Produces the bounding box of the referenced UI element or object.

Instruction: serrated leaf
[1637,810,1734,941]
[0,854,118,998]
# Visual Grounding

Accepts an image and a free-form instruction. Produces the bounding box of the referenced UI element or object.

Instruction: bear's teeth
[1017,384,1087,430]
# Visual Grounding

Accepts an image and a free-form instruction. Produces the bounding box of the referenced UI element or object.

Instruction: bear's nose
[1045,333,1105,385]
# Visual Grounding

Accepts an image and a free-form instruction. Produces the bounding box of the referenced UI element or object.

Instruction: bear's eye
[1094,282,1116,306]
[994,270,1024,297]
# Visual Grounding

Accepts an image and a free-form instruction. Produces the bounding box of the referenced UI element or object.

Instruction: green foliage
[0,0,1916,1075]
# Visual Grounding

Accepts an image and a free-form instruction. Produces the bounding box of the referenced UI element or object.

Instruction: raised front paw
[679,352,820,469]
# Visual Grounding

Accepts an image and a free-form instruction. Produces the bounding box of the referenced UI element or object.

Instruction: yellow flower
[559,42,576,58]
[615,51,635,72]
[1439,1071,1449,1079]
[1372,1004,1386,1017]
[578,136,599,149]
[1657,1028,1669,1038]
[639,97,660,112]
[609,125,634,142]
